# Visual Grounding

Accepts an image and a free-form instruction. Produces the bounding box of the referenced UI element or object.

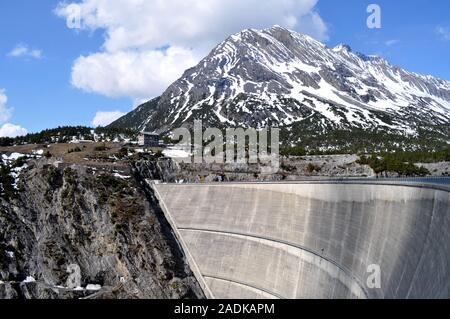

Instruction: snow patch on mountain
[111,26,450,139]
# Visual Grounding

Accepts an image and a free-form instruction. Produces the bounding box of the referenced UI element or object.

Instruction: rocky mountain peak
[333,43,352,53]
[110,26,450,149]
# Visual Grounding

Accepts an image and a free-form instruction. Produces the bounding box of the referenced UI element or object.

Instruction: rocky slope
[133,154,375,183]
[111,26,450,150]
[0,159,204,299]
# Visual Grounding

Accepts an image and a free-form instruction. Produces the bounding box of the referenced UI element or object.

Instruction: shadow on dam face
[153,182,450,299]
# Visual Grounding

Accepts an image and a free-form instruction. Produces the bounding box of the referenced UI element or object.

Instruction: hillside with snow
[111,26,450,151]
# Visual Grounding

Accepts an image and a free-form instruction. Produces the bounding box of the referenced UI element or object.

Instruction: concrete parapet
[153,182,450,299]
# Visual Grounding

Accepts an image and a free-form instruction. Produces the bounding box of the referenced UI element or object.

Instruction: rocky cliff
[0,159,204,299]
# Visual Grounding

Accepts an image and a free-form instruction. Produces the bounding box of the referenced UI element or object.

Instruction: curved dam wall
[153,182,450,299]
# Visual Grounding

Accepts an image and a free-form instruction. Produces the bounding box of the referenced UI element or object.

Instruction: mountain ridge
[110,26,450,151]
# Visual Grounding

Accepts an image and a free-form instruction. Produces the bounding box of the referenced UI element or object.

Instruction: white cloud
[92,110,126,127]
[436,26,450,41]
[7,43,43,59]
[0,89,13,123]
[72,47,198,100]
[0,123,28,138]
[0,89,28,137]
[385,39,399,47]
[55,0,328,102]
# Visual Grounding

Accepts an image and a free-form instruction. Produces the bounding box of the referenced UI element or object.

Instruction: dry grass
[0,142,128,169]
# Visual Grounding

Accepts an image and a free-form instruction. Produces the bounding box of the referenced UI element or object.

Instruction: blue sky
[0,0,449,135]
[316,0,450,77]
[0,1,129,135]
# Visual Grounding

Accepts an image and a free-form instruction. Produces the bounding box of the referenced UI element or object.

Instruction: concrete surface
[153,182,450,299]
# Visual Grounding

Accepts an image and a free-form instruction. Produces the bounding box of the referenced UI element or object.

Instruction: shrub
[63,168,78,187]
[281,163,296,172]
[11,157,27,168]
[306,163,321,173]
[42,165,63,188]
[68,147,82,154]
[280,146,307,157]
[358,154,430,176]
[0,165,16,200]
[116,147,128,159]
[94,144,109,152]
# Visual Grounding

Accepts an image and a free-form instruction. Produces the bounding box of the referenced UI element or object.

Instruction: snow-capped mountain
[111,26,450,147]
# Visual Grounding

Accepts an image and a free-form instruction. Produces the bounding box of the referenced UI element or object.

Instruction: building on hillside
[138,132,160,147]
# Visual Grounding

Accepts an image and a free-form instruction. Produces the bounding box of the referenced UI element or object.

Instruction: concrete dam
[152,182,450,299]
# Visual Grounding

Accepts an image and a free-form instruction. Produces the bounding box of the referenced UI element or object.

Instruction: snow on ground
[114,173,130,179]
[163,149,192,159]
[2,152,40,165]
[32,149,44,155]
[86,284,102,291]
[11,163,28,176]
[1,152,30,190]
[2,152,25,162]
[23,276,36,283]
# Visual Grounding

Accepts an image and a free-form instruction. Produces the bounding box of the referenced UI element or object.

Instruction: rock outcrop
[0,160,204,299]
